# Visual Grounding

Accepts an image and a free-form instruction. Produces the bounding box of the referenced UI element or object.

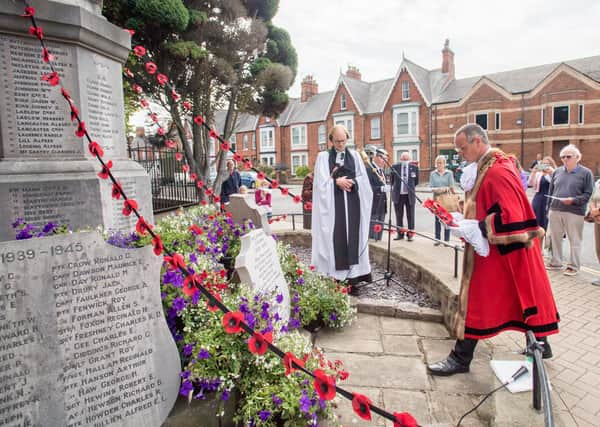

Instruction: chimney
[441,39,455,81]
[345,65,362,81]
[300,75,318,102]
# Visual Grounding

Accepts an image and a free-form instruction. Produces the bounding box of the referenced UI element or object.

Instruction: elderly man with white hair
[546,144,594,276]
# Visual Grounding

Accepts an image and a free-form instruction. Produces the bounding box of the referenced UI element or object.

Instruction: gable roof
[281,91,334,125]
[213,111,258,135]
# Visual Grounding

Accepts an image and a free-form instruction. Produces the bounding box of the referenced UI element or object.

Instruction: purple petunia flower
[42,222,57,234]
[189,253,198,264]
[280,325,288,333]
[179,379,193,397]
[221,389,230,401]
[197,348,210,359]
[183,344,194,357]
[292,293,300,303]
[288,318,301,329]
[172,297,186,312]
[258,410,271,421]
[16,230,32,240]
[11,218,24,229]
[296,277,304,285]
[272,394,283,407]
[299,391,311,414]
[329,312,338,322]
[276,294,283,304]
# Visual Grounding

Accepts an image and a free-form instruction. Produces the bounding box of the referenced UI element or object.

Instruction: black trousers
[450,336,551,367]
[394,194,415,234]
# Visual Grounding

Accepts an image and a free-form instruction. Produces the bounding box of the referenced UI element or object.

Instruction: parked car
[240,171,257,189]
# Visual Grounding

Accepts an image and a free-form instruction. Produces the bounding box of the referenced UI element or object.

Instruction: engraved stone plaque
[235,229,290,324]
[0,232,180,427]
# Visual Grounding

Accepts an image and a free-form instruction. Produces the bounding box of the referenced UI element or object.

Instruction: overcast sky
[273,0,600,98]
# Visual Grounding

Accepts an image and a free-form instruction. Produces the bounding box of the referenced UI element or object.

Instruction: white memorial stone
[235,229,290,324]
[0,232,180,426]
[228,194,271,235]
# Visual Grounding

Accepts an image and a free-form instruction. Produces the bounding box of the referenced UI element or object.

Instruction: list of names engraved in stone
[108,178,137,231]
[7,182,78,226]
[0,35,78,158]
[84,66,121,155]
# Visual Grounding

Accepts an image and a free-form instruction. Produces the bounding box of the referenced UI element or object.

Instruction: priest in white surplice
[311,125,373,286]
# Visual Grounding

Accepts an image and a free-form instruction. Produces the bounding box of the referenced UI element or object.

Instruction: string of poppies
[20,4,418,426]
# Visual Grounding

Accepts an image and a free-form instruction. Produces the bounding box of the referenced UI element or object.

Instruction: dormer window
[340,93,347,111]
[401,81,410,100]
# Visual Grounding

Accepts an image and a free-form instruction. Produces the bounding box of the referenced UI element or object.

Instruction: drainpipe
[520,93,525,163]
[428,104,433,170]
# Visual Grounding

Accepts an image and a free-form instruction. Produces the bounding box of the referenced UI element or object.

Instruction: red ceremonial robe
[455,150,560,340]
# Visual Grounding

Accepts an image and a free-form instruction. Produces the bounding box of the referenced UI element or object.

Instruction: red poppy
[183,272,199,290]
[88,141,104,157]
[136,216,152,235]
[23,6,36,17]
[165,139,177,149]
[222,311,244,334]
[70,105,79,122]
[156,73,168,86]
[293,195,301,203]
[200,200,207,206]
[133,45,146,57]
[29,26,43,40]
[351,393,372,420]
[124,67,134,78]
[190,173,198,181]
[149,113,158,123]
[41,47,54,63]
[164,253,186,271]
[206,292,222,312]
[175,153,183,161]
[205,188,213,196]
[132,84,143,94]
[41,71,59,86]
[61,88,71,101]
[304,201,312,211]
[270,179,279,189]
[152,235,163,256]
[122,199,138,216]
[183,101,192,111]
[124,28,135,36]
[248,331,273,355]
[309,265,316,271]
[140,99,149,108]
[193,115,204,125]
[182,281,198,297]
[393,412,418,427]
[189,224,203,235]
[209,128,219,140]
[243,160,253,170]
[213,195,221,203]
[75,121,86,137]
[283,352,306,376]
[313,369,336,401]
[257,171,265,180]
[196,181,203,189]
[233,153,242,162]
[98,160,113,179]
[218,269,226,278]
[156,127,166,136]
[111,182,123,200]
[145,61,157,74]
[339,370,349,380]
[373,223,383,233]
[280,187,289,196]
[170,90,180,101]
[182,164,190,173]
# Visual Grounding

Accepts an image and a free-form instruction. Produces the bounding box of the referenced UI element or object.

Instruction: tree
[103,0,297,195]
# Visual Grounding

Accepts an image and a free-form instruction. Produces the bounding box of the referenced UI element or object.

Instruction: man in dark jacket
[220,160,241,204]
[367,148,389,240]
[391,152,419,240]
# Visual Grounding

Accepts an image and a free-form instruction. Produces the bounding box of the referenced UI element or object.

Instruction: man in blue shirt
[220,160,241,204]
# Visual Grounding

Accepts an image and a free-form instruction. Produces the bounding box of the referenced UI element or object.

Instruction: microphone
[340,152,345,162]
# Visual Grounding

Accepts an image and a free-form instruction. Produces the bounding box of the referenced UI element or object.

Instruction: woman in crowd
[254,180,272,219]
[528,156,557,230]
[429,155,455,245]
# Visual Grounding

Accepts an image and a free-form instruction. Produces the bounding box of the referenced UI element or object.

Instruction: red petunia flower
[29,26,43,40]
[283,352,306,376]
[133,45,146,57]
[132,84,143,94]
[220,141,230,151]
[293,195,301,204]
[23,6,36,17]
[122,199,138,216]
[41,71,59,86]
[165,139,176,149]
[182,164,190,173]
[233,153,242,162]
[393,412,418,427]
[193,115,204,125]
[206,292,222,312]
[189,224,203,235]
[156,73,168,86]
[140,99,149,108]
[248,331,273,355]
[97,160,113,180]
[135,216,152,235]
[373,223,383,233]
[175,152,183,161]
[222,311,244,334]
[145,61,157,74]
[170,90,180,101]
[41,47,54,63]
[152,235,163,256]
[352,393,372,421]
[313,369,336,401]
[270,179,279,189]
[304,201,312,211]
[164,253,186,271]
[280,187,289,196]
[111,182,123,200]
[183,101,192,111]
[88,141,104,157]
[257,171,265,180]
[75,121,86,137]
[209,128,219,140]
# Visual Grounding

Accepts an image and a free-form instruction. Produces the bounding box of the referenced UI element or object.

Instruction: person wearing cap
[366,148,389,241]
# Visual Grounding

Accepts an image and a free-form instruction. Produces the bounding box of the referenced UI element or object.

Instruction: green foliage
[265,25,298,83]
[245,0,280,21]
[249,57,272,77]
[294,165,310,178]
[257,164,274,178]
[164,40,206,60]
[131,0,189,31]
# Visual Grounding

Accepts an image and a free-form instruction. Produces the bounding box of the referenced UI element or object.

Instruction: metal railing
[128,143,201,213]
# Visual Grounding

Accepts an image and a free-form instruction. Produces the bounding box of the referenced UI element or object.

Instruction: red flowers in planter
[222,311,244,334]
[248,331,273,355]
[352,393,372,420]
[393,412,418,427]
[88,141,104,157]
[170,90,180,101]
[190,173,198,181]
[41,71,59,86]
[122,199,138,216]
[183,273,200,297]
[313,369,336,401]
[283,352,306,376]
[151,235,163,256]
[75,121,86,137]
[189,224,203,235]
[98,160,112,180]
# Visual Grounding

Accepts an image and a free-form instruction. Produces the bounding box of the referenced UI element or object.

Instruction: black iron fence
[128,143,200,213]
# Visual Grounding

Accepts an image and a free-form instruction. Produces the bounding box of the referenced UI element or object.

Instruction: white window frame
[552,105,570,126]
[371,117,381,140]
[318,124,326,145]
[495,112,501,130]
[475,112,488,130]
[401,81,410,100]
[340,93,347,111]
[261,154,275,166]
[394,145,420,163]
[251,133,256,149]
[392,105,419,141]
[578,104,584,125]
[541,108,546,128]
[291,124,307,148]
[333,115,354,146]
[291,152,308,175]
[259,127,275,151]
[243,134,248,150]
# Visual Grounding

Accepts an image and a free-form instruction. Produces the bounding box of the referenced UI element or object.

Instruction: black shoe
[407,236,414,242]
[394,234,404,240]
[427,357,470,376]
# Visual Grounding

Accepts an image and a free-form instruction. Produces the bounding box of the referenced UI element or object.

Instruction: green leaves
[164,40,206,60]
